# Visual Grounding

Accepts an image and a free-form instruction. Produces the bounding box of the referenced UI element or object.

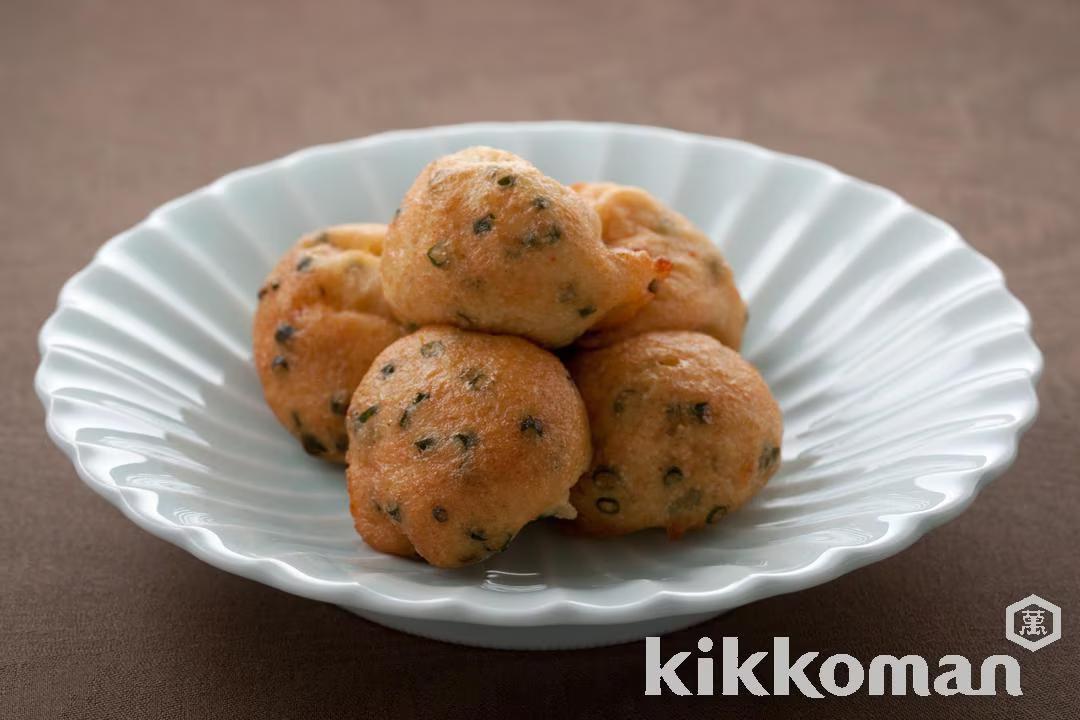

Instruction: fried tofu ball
[348,468,416,558]
[572,182,746,350]
[254,224,404,463]
[381,147,667,348]
[346,326,590,567]
[567,331,782,538]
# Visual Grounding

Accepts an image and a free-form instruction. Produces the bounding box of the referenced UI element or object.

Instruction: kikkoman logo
[1006,594,1061,652]
[645,637,1023,697]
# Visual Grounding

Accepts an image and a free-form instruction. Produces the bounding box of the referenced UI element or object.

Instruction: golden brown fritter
[381,148,667,348]
[346,326,590,567]
[253,224,404,463]
[568,331,781,538]
[572,182,746,350]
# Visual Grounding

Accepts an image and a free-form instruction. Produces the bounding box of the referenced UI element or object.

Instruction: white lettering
[722,637,768,696]
[867,655,930,696]
[819,654,864,696]
[772,637,822,698]
[933,655,974,696]
[642,635,1025,697]
[697,637,714,696]
[976,656,1022,697]
[644,637,690,695]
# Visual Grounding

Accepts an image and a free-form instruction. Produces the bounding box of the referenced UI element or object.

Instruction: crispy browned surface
[8,1,1080,717]
[569,331,781,537]
[346,326,590,567]
[253,224,404,463]
[573,182,747,350]
[382,147,663,347]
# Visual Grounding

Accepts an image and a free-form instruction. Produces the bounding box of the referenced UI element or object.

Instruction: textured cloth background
[3,1,1078,717]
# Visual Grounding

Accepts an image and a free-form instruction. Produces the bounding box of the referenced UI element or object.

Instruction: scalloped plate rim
[35,121,1043,627]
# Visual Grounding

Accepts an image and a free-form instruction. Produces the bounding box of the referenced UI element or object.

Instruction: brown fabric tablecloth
[3,1,1078,717]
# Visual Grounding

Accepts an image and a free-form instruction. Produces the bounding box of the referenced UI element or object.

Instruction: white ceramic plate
[36,122,1041,649]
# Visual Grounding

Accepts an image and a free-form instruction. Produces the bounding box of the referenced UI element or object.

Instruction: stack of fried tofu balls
[254,147,782,567]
